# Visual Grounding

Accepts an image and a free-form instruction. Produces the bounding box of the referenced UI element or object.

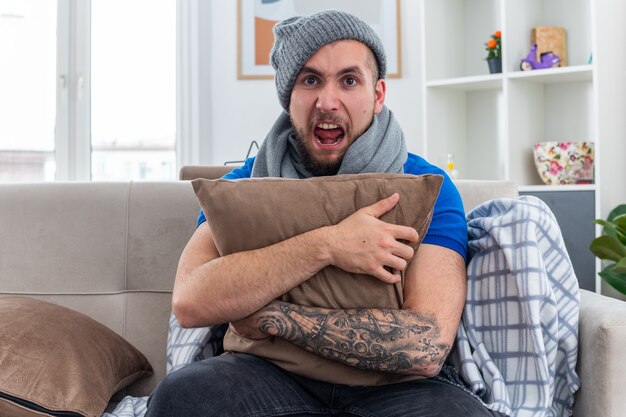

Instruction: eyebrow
[299,65,366,78]
[299,66,323,78]
[338,66,366,78]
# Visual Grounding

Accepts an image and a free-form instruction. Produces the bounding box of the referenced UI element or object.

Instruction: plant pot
[487,57,502,74]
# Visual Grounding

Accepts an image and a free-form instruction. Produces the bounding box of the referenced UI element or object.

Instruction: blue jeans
[145,354,500,417]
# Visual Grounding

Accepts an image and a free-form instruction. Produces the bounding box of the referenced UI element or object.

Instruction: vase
[487,57,502,74]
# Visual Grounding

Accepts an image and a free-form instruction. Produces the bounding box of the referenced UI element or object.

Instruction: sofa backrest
[179,165,236,181]
[0,174,517,397]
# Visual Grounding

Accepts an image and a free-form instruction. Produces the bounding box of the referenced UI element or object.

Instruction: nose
[316,83,340,112]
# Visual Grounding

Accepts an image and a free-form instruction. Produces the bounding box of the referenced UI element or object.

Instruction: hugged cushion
[192,173,443,385]
[0,297,152,417]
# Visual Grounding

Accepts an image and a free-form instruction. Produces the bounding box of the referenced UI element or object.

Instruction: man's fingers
[363,196,419,244]
[391,242,415,262]
[373,266,402,284]
[367,193,400,218]
[391,225,419,244]
[384,254,409,272]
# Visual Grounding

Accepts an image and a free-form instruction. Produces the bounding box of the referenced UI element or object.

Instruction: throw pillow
[0,296,152,417]
[191,173,443,385]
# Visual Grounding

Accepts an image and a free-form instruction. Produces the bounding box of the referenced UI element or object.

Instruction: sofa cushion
[0,296,152,417]
[192,173,443,385]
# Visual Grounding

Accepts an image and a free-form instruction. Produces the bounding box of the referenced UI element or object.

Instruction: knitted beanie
[270,10,387,112]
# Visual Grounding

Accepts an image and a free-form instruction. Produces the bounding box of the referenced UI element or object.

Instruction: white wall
[595,0,626,298]
[203,0,423,166]
[595,0,626,218]
[207,0,279,165]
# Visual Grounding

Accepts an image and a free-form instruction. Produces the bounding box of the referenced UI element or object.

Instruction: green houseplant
[589,204,626,294]
[484,30,502,74]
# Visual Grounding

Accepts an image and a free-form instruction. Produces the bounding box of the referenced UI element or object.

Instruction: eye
[343,76,358,86]
[303,75,318,86]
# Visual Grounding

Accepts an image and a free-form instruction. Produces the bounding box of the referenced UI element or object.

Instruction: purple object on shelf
[520,43,561,71]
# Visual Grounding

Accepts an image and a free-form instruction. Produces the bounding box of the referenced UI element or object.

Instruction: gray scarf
[251,106,407,178]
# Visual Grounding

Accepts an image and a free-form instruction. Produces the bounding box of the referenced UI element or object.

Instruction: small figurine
[520,44,561,71]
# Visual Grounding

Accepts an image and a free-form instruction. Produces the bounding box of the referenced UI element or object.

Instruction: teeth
[317,123,338,129]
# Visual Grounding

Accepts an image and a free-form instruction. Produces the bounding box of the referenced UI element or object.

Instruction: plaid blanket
[104,196,580,417]
[453,196,580,417]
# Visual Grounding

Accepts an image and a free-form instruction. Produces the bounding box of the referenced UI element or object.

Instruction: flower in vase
[485,31,502,60]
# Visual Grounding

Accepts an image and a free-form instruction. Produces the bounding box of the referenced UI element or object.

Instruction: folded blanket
[452,196,580,417]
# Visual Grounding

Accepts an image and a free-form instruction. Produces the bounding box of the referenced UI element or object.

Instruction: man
[146,10,499,417]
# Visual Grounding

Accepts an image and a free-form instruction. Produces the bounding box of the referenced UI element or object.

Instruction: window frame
[55,0,91,181]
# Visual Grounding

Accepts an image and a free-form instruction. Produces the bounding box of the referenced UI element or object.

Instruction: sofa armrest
[574,289,626,417]
[454,180,518,212]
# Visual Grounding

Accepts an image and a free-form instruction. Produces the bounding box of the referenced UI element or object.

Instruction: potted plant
[485,31,502,74]
[589,204,626,295]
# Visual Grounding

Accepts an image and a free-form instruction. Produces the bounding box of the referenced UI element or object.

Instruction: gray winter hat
[270,10,387,112]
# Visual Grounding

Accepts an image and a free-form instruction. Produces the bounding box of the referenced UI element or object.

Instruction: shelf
[426,65,593,91]
[507,65,593,84]
[426,74,503,91]
[518,184,597,193]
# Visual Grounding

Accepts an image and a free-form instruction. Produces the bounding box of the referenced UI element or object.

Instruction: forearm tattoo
[258,302,451,375]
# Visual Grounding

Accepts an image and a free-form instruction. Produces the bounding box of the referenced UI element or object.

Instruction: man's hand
[324,193,419,283]
[229,304,279,340]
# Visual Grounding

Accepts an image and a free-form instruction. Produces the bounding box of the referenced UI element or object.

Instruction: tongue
[314,127,343,144]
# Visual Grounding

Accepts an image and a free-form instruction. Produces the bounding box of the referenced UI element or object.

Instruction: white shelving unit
[419,0,601,290]
[420,0,597,184]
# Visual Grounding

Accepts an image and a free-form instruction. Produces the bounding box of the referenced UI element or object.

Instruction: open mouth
[313,123,345,149]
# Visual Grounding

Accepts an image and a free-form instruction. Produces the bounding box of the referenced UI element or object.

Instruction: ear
[374,79,386,114]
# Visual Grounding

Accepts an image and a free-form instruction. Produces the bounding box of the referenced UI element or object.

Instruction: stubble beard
[291,125,343,177]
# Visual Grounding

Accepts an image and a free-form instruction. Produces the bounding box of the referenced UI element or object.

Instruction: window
[0,0,176,181]
[91,0,176,181]
[0,0,57,181]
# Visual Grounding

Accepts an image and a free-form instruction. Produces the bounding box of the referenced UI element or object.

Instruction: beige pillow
[192,173,443,385]
[0,296,152,417]
[193,173,443,386]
